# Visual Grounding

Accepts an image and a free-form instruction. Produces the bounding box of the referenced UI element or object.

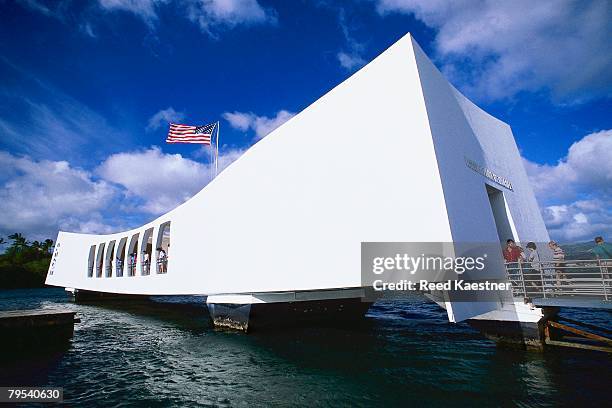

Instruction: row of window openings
[87,222,170,278]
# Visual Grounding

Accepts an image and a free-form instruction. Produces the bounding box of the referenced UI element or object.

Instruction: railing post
[505,262,516,296]
[518,261,526,299]
[599,258,608,301]
[539,264,545,299]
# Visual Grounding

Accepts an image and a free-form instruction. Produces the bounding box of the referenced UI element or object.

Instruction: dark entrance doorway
[486,184,515,244]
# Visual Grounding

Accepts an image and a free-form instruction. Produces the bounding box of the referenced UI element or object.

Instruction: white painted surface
[471,300,544,324]
[46,33,548,323]
[207,288,367,305]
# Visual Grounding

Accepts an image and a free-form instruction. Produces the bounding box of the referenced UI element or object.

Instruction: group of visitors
[123,248,168,275]
[502,236,612,294]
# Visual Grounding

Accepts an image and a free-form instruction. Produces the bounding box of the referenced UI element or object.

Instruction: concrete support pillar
[206,288,374,332]
[467,299,558,350]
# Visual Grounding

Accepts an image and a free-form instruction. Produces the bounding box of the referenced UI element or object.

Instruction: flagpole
[215,121,220,177]
[209,128,214,181]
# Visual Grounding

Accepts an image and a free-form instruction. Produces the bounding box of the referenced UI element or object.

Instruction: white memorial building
[46,34,549,334]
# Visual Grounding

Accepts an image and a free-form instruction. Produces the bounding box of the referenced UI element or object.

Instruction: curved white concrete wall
[46,34,548,321]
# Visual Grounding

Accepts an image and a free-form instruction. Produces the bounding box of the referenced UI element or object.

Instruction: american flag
[166,122,217,144]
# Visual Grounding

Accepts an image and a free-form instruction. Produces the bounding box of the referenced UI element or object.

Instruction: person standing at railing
[548,241,566,288]
[591,236,612,283]
[503,239,523,263]
[503,239,524,291]
[157,247,167,273]
[129,252,137,276]
[525,242,542,295]
[116,256,123,276]
[143,251,150,275]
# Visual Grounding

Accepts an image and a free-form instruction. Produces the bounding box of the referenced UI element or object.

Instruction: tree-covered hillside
[0,233,54,288]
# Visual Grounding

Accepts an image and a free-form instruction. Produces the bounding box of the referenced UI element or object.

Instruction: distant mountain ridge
[560,241,602,259]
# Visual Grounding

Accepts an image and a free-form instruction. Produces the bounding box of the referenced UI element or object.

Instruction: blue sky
[0,0,610,243]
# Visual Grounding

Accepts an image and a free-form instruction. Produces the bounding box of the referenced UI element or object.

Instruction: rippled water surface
[1,288,610,407]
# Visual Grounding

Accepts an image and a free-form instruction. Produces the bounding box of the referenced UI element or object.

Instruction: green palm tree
[8,233,27,252]
[42,239,54,253]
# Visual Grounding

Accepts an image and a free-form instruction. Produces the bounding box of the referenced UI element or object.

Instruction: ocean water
[0,288,610,407]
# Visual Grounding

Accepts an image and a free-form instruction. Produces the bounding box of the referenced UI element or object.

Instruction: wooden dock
[544,316,612,353]
[0,309,79,353]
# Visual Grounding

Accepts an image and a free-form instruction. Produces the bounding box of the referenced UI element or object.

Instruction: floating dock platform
[0,309,79,352]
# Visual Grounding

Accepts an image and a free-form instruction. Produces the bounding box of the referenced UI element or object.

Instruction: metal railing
[505,259,612,301]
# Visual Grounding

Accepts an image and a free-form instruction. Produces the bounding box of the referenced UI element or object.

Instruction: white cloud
[0,151,117,240]
[524,130,612,242]
[373,0,612,103]
[0,144,249,241]
[0,59,130,164]
[221,111,253,132]
[98,0,164,25]
[337,51,366,71]
[523,130,612,201]
[96,145,246,214]
[19,0,53,16]
[146,107,185,131]
[541,200,611,242]
[0,95,123,163]
[97,0,276,34]
[223,110,295,140]
[23,0,277,37]
[80,22,98,38]
[216,146,248,170]
[186,0,277,35]
[336,9,367,72]
[17,0,68,20]
[63,218,119,235]
[96,146,209,214]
